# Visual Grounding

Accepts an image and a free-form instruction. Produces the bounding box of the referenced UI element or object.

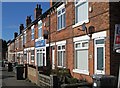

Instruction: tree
[0,39,8,60]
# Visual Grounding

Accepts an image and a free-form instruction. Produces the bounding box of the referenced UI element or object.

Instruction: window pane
[96,39,104,44]
[58,46,61,50]
[61,15,62,28]
[38,23,42,28]
[58,16,61,30]
[82,42,88,47]
[31,56,34,60]
[75,2,88,23]
[97,47,104,70]
[32,29,34,33]
[31,50,34,55]
[58,11,61,15]
[37,53,40,66]
[38,28,42,37]
[62,8,64,13]
[58,51,62,66]
[63,13,66,28]
[63,51,66,67]
[32,34,34,40]
[75,49,88,70]
[62,45,65,49]
[76,43,81,48]
[40,53,43,66]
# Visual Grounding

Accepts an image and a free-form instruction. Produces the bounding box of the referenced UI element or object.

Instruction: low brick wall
[28,66,38,84]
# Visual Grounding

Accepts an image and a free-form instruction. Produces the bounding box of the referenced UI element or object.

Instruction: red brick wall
[47,2,111,83]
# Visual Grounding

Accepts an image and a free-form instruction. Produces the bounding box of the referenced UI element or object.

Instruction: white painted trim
[72,19,89,28]
[94,38,105,74]
[24,47,35,51]
[92,31,107,39]
[24,31,26,34]
[46,42,55,47]
[73,35,90,42]
[57,4,65,11]
[17,51,23,54]
[56,40,66,45]
[31,60,34,63]
[35,37,44,42]
[31,25,34,29]
[38,20,42,24]
[73,69,89,75]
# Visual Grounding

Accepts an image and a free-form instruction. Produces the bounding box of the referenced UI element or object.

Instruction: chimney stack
[34,4,42,19]
[14,32,18,39]
[19,24,24,34]
[26,16,32,27]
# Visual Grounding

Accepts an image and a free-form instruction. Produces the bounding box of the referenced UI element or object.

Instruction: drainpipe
[48,13,51,68]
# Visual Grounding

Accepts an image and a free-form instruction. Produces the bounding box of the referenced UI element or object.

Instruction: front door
[52,47,55,69]
[95,38,105,74]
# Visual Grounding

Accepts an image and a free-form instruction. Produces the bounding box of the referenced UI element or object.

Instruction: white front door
[95,38,105,74]
[52,47,55,69]
[37,48,46,67]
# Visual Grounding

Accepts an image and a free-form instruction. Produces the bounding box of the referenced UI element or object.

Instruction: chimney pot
[26,16,32,27]
[14,32,18,39]
[39,5,41,8]
[34,4,42,19]
[19,24,24,34]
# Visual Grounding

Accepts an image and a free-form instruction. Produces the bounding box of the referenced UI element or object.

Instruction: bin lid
[92,74,116,79]
[16,64,24,67]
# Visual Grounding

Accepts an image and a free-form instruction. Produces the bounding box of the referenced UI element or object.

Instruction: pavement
[1,66,41,88]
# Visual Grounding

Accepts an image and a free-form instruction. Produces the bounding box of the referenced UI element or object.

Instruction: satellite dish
[82,23,87,31]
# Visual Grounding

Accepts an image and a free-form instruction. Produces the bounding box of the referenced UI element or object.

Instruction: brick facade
[8,1,120,84]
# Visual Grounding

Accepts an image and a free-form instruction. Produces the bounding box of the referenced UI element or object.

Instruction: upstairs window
[16,39,19,49]
[23,31,26,44]
[31,25,34,40]
[75,0,88,24]
[57,4,66,31]
[38,20,42,38]
[21,36,23,48]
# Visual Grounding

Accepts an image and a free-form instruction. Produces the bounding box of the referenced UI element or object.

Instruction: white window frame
[31,50,35,62]
[73,0,89,28]
[57,44,66,68]
[73,35,90,75]
[24,31,26,44]
[36,48,46,67]
[31,25,34,40]
[57,4,66,31]
[21,36,23,48]
[38,20,42,38]
[73,40,89,75]
[16,39,19,49]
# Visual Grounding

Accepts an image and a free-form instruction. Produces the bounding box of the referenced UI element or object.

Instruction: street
[1,67,40,88]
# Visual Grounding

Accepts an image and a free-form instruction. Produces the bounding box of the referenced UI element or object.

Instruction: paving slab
[1,67,40,88]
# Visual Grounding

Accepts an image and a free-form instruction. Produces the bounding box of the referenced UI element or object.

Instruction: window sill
[73,69,89,75]
[72,19,89,28]
[57,66,66,68]
[57,27,66,32]
[31,60,34,62]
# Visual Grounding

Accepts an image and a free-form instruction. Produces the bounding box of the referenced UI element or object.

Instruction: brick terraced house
[7,0,120,84]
